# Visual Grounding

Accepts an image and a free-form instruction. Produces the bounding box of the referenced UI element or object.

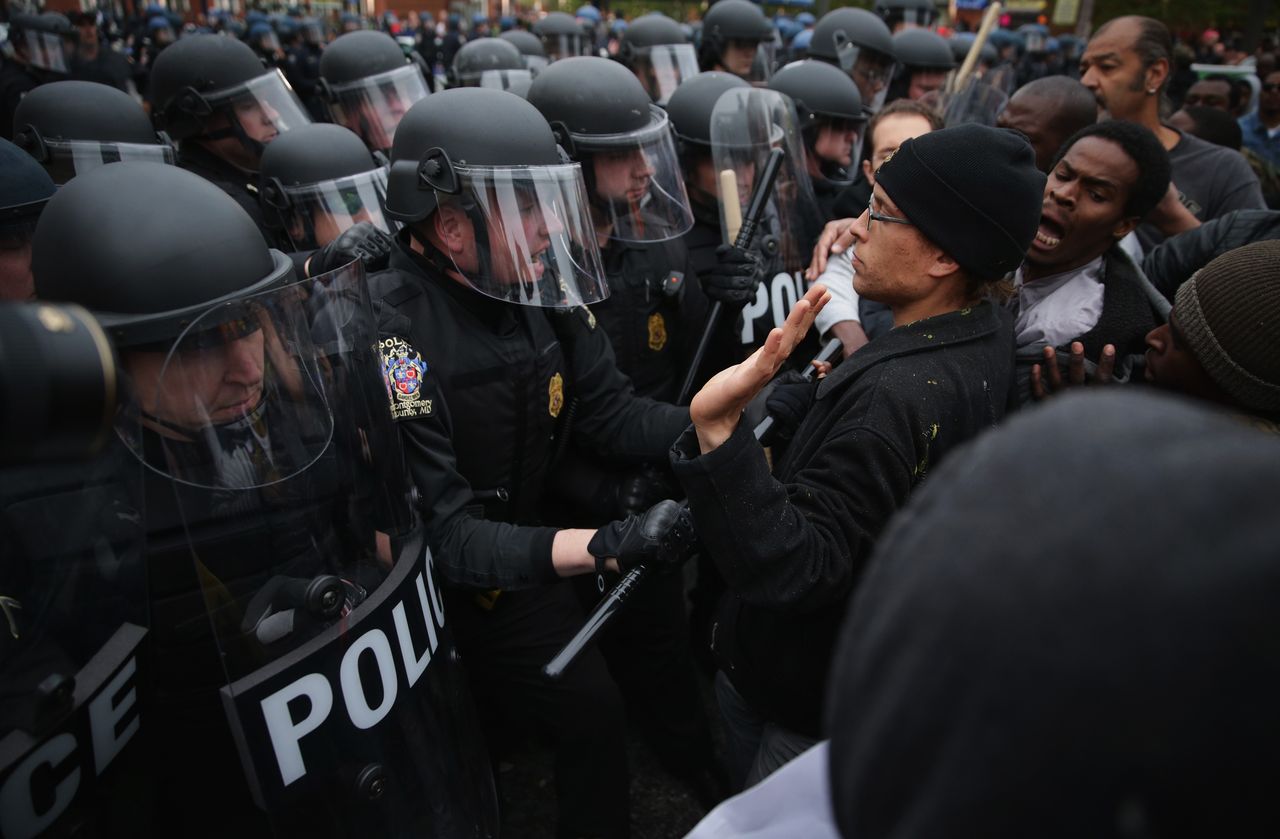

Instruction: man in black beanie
[671,123,1045,790]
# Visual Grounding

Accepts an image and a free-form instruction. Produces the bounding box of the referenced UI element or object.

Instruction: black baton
[544,337,844,680]
[675,147,787,406]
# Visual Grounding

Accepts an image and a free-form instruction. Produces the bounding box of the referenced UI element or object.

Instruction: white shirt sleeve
[812,250,860,336]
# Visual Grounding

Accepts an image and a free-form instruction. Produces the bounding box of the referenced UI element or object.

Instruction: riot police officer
[318,29,431,155]
[499,28,549,75]
[13,80,175,185]
[533,11,588,62]
[768,60,867,219]
[29,161,499,837]
[0,138,56,301]
[149,34,312,235]
[369,88,698,838]
[887,28,955,104]
[808,7,897,113]
[696,0,774,82]
[1,13,73,140]
[874,0,938,32]
[284,17,327,120]
[617,13,699,105]
[450,37,531,93]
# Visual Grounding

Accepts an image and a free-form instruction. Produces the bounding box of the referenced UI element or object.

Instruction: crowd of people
[2,0,1279,837]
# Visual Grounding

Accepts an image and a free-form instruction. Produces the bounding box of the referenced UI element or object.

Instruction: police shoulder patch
[378,336,434,421]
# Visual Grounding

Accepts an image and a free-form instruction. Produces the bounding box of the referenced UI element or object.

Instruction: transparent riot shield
[140,261,497,837]
[711,87,824,350]
[921,75,1010,128]
[0,315,150,838]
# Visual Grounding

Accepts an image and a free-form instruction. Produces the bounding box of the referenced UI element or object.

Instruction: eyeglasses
[866,195,912,230]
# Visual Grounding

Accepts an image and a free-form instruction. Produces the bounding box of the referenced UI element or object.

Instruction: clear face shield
[629,43,699,105]
[255,30,283,54]
[920,75,1010,128]
[203,70,312,161]
[36,139,175,185]
[575,105,694,243]
[1023,31,1046,53]
[711,87,823,273]
[24,29,70,73]
[326,64,430,154]
[808,115,866,187]
[123,260,498,833]
[268,167,395,251]
[833,36,897,112]
[542,31,587,61]
[426,163,609,307]
[523,53,550,74]
[466,67,534,94]
[896,7,936,28]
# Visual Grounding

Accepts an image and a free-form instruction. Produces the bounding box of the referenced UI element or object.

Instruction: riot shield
[921,75,1009,128]
[0,321,150,838]
[711,87,824,350]
[138,261,498,837]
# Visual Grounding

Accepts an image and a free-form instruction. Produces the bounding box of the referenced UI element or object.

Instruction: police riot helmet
[33,163,291,349]
[0,138,56,243]
[873,0,938,31]
[451,37,532,92]
[698,0,775,80]
[385,89,608,307]
[527,56,692,242]
[149,34,310,164]
[949,33,998,67]
[500,28,549,73]
[666,70,750,149]
[809,8,897,111]
[533,11,587,61]
[768,60,866,185]
[318,30,431,154]
[618,13,699,105]
[9,11,75,74]
[13,81,175,184]
[893,28,956,70]
[259,123,392,251]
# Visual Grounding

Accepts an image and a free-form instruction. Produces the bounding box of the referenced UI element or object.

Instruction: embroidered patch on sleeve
[378,336,434,420]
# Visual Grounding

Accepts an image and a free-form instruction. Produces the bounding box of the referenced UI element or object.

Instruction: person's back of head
[1174,104,1244,149]
[998,75,1098,172]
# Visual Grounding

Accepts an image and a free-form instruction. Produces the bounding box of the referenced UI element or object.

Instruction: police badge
[548,372,564,418]
[647,312,667,352]
[378,336,434,420]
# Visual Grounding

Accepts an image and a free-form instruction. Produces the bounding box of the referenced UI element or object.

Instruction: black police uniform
[368,235,689,838]
[176,142,271,232]
[0,60,44,141]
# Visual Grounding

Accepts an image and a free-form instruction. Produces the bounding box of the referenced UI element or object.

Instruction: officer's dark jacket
[671,301,1016,737]
[177,142,271,235]
[368,238,690,591]
[1141,209,1280,302]
[0,59,44,141]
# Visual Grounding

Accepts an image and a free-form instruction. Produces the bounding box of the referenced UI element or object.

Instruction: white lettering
[423,548,445,630]
[0,733,79,839]
[740,283,770,344]
[392,573,438,689]
[261,673,333,787]
[340,630,398,730]
[770,272,799,330]
[88,656,139,775]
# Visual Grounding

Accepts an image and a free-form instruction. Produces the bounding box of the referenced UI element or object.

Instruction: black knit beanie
[875,124,1046,281]
[1174,239,1280,414]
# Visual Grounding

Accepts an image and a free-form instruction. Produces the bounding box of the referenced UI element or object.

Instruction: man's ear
[1113,215,1140,240]
[862,158,875,183]
[432,204,467,254]
[925,246,962,280]
[1146,57,1170,94]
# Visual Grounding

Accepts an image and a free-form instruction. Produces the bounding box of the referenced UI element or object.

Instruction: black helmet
[769,60,866,185]
[949,36,997,66]
[873,0,938,31]
[527,57,693,242]
[618,13,699,104]
[666,71,749,148]
[892,28,955,70]
[384,89,608,308]
[809,8,897,110]
[32,162,292,348]
[499,29,549,73]
[13,81,175,184]
[451,37,531,91]
[318,30,431,154]
[0,137,56,238]
[259,123,392,250]
[10,12,75,74]
[149,34,310,163]
[698,0,774,77]
[533,11,587,61]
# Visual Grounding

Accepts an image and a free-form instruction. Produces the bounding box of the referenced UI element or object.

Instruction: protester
[996,75,1099,173]
[1240,69,1280,166]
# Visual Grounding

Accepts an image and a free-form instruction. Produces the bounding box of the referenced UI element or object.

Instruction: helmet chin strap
[202,108,267,167]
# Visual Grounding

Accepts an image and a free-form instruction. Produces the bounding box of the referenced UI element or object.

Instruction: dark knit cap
[1174,240,1280,414]
[876,123,1045,280]
[826,390,1280,839]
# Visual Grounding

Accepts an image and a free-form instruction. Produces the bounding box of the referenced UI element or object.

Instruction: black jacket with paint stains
[671,301,1016,736]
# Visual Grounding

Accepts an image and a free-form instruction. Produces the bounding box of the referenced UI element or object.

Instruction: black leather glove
[703,244,763,310]
[612,463,681,518]
[588,500,697,575]
[307,221,395,277]
[764,369,817,443]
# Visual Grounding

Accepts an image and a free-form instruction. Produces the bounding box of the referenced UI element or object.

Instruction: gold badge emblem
[548,372,564,418]
[647,312,667,352]
[378,336,433,421]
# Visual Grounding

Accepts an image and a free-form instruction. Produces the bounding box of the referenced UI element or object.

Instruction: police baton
[675,147,787,406]
[544,336,843,681]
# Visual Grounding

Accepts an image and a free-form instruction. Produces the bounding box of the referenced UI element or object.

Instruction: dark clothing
[812,174,844,222]
[0,59,43,141]
[832,173,872,220]
[672,301,1016,737]
[70,46,133,92]
[1142,209,1280,302]
[176,142,271,236]
[684,203,724,283]
[1012,247,1163,405]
